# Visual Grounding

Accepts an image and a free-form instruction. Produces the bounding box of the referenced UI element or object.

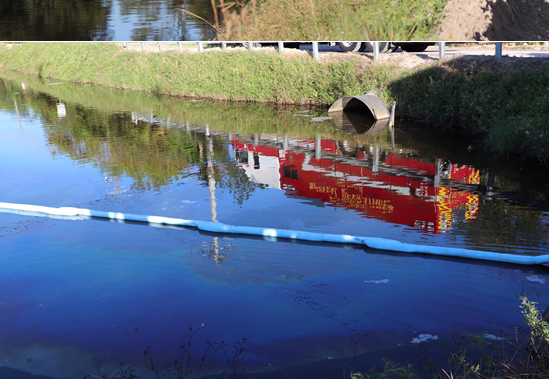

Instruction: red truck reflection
[232,138,479,234]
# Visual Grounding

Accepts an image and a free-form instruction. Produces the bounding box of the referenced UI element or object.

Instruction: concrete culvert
[328,94,390,120]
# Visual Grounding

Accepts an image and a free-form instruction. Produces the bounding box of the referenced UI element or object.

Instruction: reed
[184,0,448,41]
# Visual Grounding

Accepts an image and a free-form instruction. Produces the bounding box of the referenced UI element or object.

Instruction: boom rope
[1,202,548,266]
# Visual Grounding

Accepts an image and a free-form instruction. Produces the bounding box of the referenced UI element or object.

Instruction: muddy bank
[438,0,549,40]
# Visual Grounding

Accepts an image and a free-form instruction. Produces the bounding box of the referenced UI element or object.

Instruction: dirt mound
[437,0,549,40]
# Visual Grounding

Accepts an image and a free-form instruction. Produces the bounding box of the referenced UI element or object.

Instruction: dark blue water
[1,75,549,378]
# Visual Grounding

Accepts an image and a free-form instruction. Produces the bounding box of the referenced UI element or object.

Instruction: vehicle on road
[336,42,435,53]
[240,41,435,53]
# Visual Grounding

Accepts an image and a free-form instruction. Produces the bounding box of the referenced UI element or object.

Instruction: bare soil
[437,0,549,40]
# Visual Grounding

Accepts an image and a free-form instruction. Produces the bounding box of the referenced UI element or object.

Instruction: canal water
[0,0,216,41]
[1,73,549,379]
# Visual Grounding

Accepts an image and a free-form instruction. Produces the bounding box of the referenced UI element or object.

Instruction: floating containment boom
[1,202,548,266]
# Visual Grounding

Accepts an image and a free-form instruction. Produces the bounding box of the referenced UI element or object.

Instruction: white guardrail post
[373,42,380,60]
[198,41,204,52]
[278,41,284,53]
[438,42,445,60]
[312,41,319,61]
[495,42,503,61]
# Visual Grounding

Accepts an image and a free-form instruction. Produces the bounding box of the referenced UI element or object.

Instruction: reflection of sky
[2,203,549,378]
[107,0,214,40]
[3,93,549,378]
[2,93,549,255]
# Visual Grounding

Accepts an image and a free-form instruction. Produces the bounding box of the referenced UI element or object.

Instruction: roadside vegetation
[1,42,548,165]
[199,0,447,41]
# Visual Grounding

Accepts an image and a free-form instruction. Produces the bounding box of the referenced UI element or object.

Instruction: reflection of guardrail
[129,112,549,212]
[121,41,507,62]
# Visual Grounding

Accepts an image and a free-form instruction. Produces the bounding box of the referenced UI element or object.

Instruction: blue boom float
[1,202,548,266]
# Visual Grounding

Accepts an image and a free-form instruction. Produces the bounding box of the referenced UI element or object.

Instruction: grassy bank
[1,42,548,165]
[0,69,392,146]
[0,42,396,105]
[209,0,447,41]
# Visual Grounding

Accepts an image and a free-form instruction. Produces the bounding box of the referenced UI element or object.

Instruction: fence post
[312,41,319,61]
[278,41,284,53]
[247,42,254,50]
[315,134,321,159]
[158,42,162,51]
[178,42,182,50]
[373,41,380,61]
[372,146,380,174]
[198,41,204,52]
[141,42,145,50]
[438,42,445,60]
[123,42,127,49]
[495,42,502,61]
[221,41,227,50]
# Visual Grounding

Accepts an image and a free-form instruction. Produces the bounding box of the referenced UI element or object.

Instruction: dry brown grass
[237,0,348,41]
[176,0,353,41]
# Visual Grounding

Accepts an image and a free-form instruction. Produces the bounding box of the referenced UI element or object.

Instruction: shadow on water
[0,0,112,41]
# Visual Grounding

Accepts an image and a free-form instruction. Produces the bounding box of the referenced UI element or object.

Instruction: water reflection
[0,0,112,41]
[0,0,216,41]
[1,74,548,255]
[2,74,549,379]
[330,109,390,134]
[230,136,481,235]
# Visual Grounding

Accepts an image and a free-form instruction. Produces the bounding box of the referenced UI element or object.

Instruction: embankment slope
[1,43,548,165]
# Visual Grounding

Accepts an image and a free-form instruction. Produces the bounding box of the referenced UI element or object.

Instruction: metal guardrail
[122,41,507,62]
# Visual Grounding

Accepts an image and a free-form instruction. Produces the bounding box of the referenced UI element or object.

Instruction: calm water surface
[0,0,216,41]
[1,74,549,378]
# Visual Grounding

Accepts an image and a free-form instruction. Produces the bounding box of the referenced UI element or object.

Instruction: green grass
[389,58,549,164]
[2,42,549,165]
[221,0,447,41]
[0,68,392,146]
[0,42,397,106]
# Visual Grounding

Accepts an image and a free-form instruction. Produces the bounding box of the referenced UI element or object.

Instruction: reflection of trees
[0,0,112,40]
[454,198,549,254]
[1,83,263,204]
[0,0,219,41]
[196,137,265,205]
[119,0,182,40]
[45,110,199,191]
[117,0,216,40]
